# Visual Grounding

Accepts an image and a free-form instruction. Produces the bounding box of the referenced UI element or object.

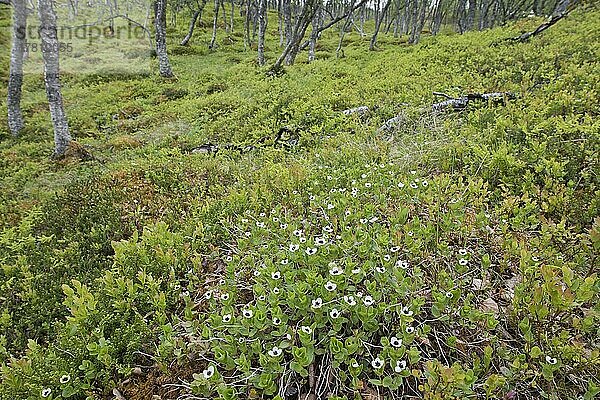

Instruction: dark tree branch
[299,0,369,51]
[509,12,567,42]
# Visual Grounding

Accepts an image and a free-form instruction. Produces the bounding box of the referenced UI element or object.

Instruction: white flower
[394,360,407,373]
[329,265,343,276]
[390,337,402,348]
[305,247,317,255]
[371,357,384,369]
[327,175,333,180]
[256,221,265,228]
[445,291,453,299]
[330,308,341,319]
[273,287,281,295]
[309,195,316,201]
[254,270,261,277]
[325,281,337,292]
[344,295,357,306]
[241,218,249,223]
[459,258,469,266]
[293,229,303,237]
[421,180,428,187]
[222,314,232,323]
[286,333,292,340]
[410,170,416,175]
[272,271,282,280]
[259,212,266,217]
[365,182,372,188]
[410,182,418,189]
[203,365,215,379]
[59,374,70,384]
[272,317,282,325]
[363,296,374,306]
[311,298,323,309]
[289,243,300,252]
[41,388,52,398]
[356,291,364,298]
[280,223,288,229]
[245,231,251,237]
[401,306,413,316]
[204,291,212,300]
[390,246,400,253]
[407,231,414,237]
[301,326,312,334]
[242,309,253,318]
[545,356,558,365]
[361,173,367,179]
[220,293,230,301]
[397,182,405,188]
[315,237,327,246]
[458,248,468,256]
[258,295,266,301]
[369,216,379,223]
[327,203,335,210]
[273,217,279,222]
[268,346,283,357]
[405,326,415,334]
[351,361,359,368]
[323,225,333,233]
[225,255,233,262]
[352,267,362,274]
[396,260,409,269]
[339,188,346,192]
[345,210,351,216]
[299,237,307,243]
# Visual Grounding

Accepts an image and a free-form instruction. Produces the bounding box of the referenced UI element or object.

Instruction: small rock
[480,298,500,316]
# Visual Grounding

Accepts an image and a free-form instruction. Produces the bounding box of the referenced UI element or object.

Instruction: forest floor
[0,5,599,400]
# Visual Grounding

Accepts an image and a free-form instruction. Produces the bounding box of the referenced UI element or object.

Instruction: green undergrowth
[0,6,599,400]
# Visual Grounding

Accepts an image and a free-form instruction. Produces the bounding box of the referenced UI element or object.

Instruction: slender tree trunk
[244,0,251,48]
[336,8,354,58]
[181,9,201,45]
[274,0,318,68]
[432,0,443,34]
[221,0,228,32]
[230,0,234,31]
[307,5,322,62]
[393,1,400,37]
[408,0,426,44]
[154,0,174,76]
[8,0,27,136]
[283,0,292,46]
[370,0,392,50]
[278,0,284,46]
[466,0,476,30]
[209,0,220,49]
[38,0,72,157]
[257,0,267,64]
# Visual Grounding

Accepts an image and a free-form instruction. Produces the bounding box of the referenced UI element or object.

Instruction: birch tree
[257,0,267,64]
[155,0,174,77]
[7,0,27,136]
[38,0,72,157]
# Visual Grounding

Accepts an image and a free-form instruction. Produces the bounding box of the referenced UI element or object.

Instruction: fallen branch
[431,92,516,113]
[504,0,578,43]
[342,106,370,116]
[190,127,299,155]
[371,92,516,133]
[509,13,567,42]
